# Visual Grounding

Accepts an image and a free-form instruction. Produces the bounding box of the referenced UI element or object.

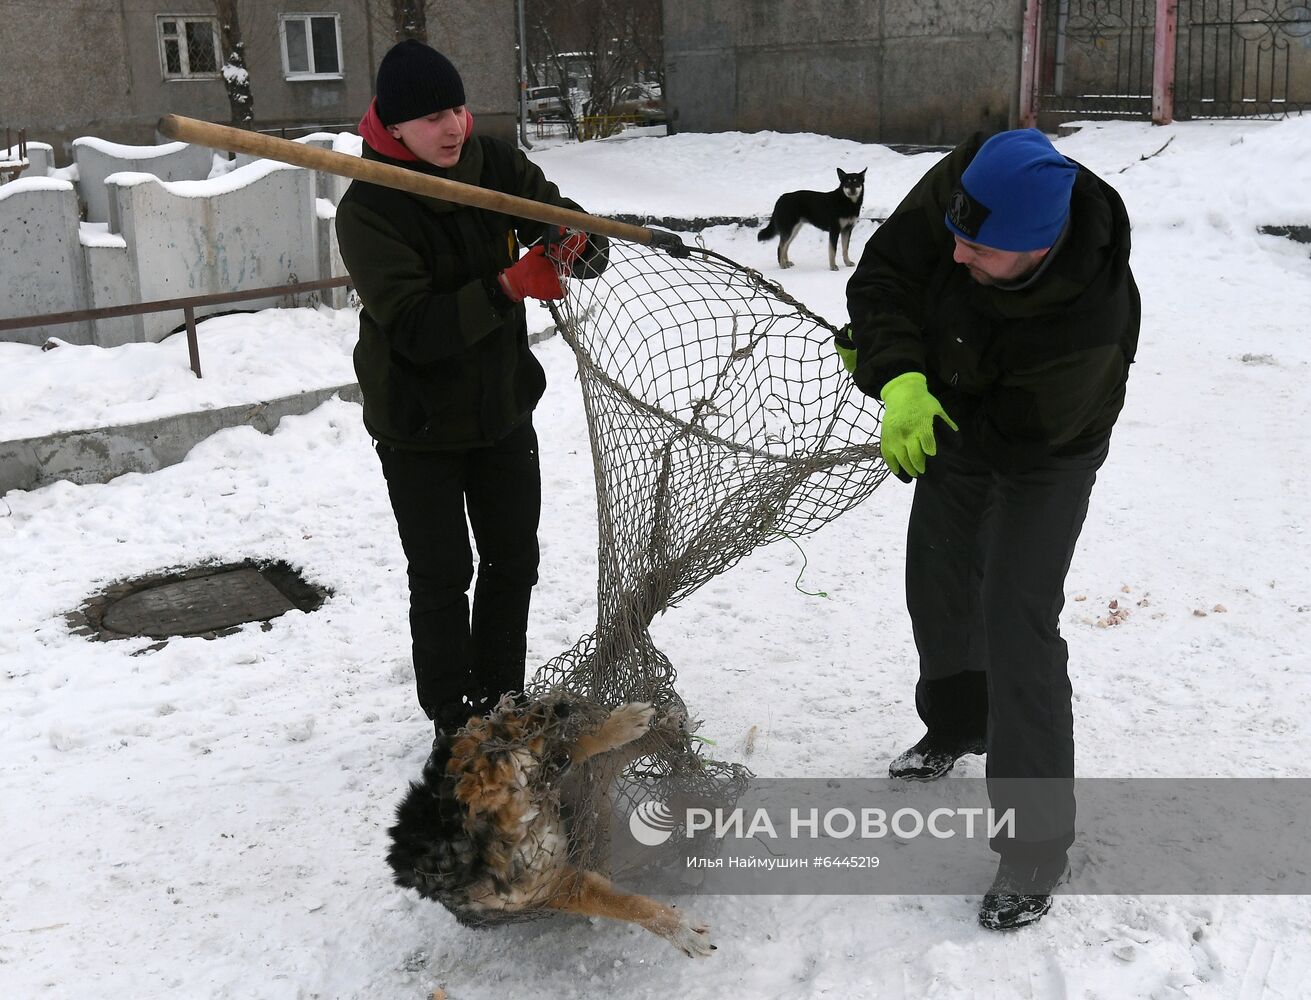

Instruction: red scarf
[357,98,475,162]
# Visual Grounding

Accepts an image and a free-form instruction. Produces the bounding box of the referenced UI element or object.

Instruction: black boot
[977,855,1070,930]
[888,733,986,780]
[426,704,477,768]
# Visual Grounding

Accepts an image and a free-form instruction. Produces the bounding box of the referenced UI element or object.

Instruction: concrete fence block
[0,178,92,345]
[102,161,320,343]
[80,225,137,349]
[73,137,213,224]
[1,140,55,181]
[314,196,351,309]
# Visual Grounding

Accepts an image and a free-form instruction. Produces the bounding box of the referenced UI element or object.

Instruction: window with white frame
[157,16,221,80]
[280,13,344,80]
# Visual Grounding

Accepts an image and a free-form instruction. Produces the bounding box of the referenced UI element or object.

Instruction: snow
[78,221,128,249]
[296,132,346,146]
[0,307,358,440]
[3,118,1311,998]
[333,131,364,156]
[0,175,73,201]
[4,139,54,156]
[72,136,190,159]
[105,157,301,198]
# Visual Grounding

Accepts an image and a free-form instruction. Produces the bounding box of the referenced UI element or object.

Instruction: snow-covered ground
[3,118,1311,998]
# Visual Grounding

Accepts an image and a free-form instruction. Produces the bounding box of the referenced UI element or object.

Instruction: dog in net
[385,230,890,952]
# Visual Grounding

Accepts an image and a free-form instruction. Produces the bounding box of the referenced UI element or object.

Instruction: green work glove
[878,372,959,478]
[833,326,857,374]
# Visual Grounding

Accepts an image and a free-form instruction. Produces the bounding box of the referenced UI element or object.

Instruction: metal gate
[1036,1,1157,118]
[1174,1,1311,117]
[1022,0,1311,124]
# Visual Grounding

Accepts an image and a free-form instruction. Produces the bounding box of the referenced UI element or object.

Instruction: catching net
[447,237,893,917]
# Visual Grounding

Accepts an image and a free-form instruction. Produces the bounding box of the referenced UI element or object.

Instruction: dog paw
[668,916,715,958]
[602,702,655,746]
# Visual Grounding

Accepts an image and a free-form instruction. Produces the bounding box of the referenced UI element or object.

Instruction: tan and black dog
[387,696,715,957]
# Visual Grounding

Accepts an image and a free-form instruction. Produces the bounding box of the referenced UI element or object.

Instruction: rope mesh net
[420,236,892,925]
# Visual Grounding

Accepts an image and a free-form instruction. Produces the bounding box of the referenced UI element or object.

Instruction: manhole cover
[102,568,296,639]
[70,560,330,644]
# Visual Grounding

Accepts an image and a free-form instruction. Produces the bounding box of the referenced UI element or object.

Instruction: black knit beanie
[375,40,466,126]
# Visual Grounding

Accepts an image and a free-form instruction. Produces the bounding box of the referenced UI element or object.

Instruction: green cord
[772,530,829,598]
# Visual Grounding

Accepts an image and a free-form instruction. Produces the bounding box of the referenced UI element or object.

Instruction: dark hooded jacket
[846,133,1140,474]
[335,106,595,450]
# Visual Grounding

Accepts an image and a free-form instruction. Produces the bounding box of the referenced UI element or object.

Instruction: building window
[157,16,221,80]
[280,14,344,80]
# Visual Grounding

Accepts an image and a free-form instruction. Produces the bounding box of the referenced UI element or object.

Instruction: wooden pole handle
[156,115,683,251]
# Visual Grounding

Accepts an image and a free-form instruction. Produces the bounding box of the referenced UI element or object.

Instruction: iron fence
[0,275,354,379]
[1031,0,1310,122]
[1174,0,1311,118]
[1037,0,1158,117]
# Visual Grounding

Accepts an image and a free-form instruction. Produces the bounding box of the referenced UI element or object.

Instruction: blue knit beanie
[944,130,1077,252]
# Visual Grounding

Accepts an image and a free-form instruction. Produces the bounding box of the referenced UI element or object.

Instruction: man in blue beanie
[843,129,1139,929]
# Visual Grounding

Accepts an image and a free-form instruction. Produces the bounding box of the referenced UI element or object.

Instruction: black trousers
[375,419,541,730]
[905,431,1107,861]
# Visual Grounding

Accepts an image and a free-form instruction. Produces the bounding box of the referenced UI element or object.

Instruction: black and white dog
[758,167,867,270]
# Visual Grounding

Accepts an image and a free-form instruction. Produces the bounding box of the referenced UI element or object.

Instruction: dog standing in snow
[758,167,867,270]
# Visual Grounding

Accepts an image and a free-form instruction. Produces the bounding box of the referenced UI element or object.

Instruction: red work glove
[496,245,565,302]
[547,227,589,273]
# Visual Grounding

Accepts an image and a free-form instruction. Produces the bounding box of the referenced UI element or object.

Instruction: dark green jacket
[335,135,580,450]
[846,134,1140,473]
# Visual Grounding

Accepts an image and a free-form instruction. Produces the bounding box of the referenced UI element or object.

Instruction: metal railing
[1,127,29,183]
[577,114,644,141]
[0,275,354,379]
[255,121,357,141]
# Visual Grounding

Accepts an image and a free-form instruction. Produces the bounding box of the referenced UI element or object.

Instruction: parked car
[524,85,570,121]
[610,83,667,125]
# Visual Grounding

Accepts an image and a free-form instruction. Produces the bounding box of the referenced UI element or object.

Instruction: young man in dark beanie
[335,39,607,740]
[843,129,1139,929]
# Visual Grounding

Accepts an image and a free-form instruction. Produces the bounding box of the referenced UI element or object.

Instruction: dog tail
[757,217,777,242]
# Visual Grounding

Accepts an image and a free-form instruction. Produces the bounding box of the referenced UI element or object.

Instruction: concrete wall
[73,139,214,223]
[104,161,319,343]
[0,181,93,346]
[664,0,1021,145]
[0,141,348,347]
[1,141,55,181]
[0,1,519,164]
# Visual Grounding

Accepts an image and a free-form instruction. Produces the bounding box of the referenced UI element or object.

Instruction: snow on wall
[73,138,213,224]
[231,134,353,205]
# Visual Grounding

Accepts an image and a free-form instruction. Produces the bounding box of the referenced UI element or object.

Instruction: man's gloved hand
[545,226,609,278]
[878,371,959,478]
[546,226,588,271]
[497,245,565,302]
[833,325,857,374]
